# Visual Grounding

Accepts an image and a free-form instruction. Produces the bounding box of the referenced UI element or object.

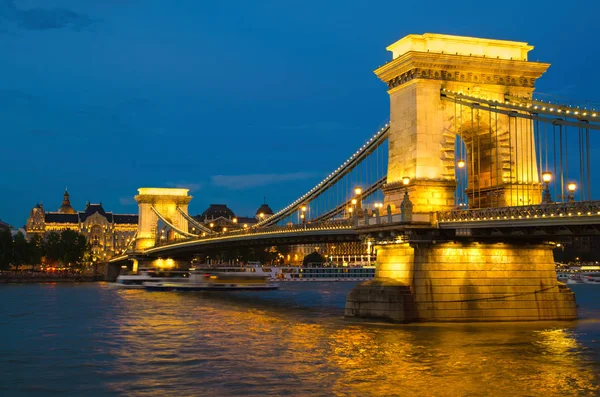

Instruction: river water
[0,282,599,396]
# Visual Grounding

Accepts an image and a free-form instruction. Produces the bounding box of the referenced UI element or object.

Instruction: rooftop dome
[200,204,235,219]
[57,189,76,214]
[255,203,273,217]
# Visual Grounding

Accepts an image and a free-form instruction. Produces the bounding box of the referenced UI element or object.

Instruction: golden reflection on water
[105,289,599,397]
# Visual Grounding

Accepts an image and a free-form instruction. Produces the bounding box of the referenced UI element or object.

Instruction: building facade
[26,190,138,261]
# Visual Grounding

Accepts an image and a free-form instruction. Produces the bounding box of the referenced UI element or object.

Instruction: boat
[565,273,600,285]
[256,264,375,282]
[193,263,376,282]
[556,264,600,285]
[112,268,189,289]
[144,269,279,291]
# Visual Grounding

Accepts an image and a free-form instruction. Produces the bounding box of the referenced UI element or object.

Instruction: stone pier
[345,241,577,322]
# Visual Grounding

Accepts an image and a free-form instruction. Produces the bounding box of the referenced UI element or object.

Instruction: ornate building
[191,202,273,233]
[26,190,138,261]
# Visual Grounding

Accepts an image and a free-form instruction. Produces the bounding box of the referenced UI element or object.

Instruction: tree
[42,230,89,268]
[59,230,89,268]
[28,234,43,271]
[12,232,29,272]
[43,232,62,265]
[0,229,12,270]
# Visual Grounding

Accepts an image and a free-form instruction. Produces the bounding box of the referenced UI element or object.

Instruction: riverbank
[0,274,103,283]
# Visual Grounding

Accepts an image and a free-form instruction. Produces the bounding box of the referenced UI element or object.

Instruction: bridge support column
[134,188,192,250]
[345,241,577,322]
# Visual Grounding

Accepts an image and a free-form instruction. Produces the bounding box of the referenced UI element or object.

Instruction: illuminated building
[191,202,274,232]
[26,189,138,260]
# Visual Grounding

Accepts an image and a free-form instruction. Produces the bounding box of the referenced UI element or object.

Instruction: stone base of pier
[345,242,578,323]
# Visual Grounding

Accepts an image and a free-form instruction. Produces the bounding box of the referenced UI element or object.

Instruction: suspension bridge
[110,33,600,323]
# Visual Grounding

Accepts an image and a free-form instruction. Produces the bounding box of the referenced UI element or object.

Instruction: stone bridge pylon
[134,188,192,251]
[377,33,547,212]
[345,33,577,323]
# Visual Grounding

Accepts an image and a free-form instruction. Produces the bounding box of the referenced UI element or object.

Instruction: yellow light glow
[233,218,238,223]
[568,182,577,192]
[137,188,189,196]
[542,171,552,183]
[301,206,307,212]
[386,33,533,61]
[209,223,214,227]
[402,176,410,186]
[457,160,466,168]
[259,213,265,218]
[222,227,227,232]
[351,199,357,205]
[354,187,362,195]
[243,224,248,228]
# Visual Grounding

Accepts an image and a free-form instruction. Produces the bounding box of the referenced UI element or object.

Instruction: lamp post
[401,176,413,222]
[402,176,410,195]
[354,187,363,211]
[300,205,307,224]
[542,171,553,204]
[567,182,577,202]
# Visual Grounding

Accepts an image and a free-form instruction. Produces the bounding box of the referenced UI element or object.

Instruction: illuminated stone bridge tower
[135,188,192,251]
[345,34,577,323]
[377,33,548,211]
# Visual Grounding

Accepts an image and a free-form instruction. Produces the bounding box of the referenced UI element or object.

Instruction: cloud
[119,196,136,206]
[165,181,203,192]
[211,172,316,190]
[0,1,96,31]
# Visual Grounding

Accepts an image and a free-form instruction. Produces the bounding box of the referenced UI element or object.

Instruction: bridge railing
[152,219,355,247]
[437,201,600,223]
[357,211,431,226]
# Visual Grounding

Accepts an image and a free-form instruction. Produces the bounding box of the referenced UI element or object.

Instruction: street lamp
[542,171,552,204]
[457,159,466,168]
[402,176,410,195]
[567,182,577,202]
[354,187,363,210]
[300,205,307,223]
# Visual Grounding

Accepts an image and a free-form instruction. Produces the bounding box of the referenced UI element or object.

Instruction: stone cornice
[375,52,549,89]
[134,195,192,205]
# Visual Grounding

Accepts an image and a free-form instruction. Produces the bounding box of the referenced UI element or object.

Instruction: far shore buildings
[26,190,138,261]
[24,191,372,265]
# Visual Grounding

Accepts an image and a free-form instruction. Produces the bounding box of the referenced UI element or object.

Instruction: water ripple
[0,283,598,396]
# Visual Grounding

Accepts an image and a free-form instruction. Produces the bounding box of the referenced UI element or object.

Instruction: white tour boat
[144,269,278,291]
[192,263,376,282]
[112,268,189,289]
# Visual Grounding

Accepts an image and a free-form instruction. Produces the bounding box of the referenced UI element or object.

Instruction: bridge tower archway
[134,188,192,251]
[376,33,548,212]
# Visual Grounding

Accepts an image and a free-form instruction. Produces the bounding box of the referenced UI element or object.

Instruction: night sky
[2,0,600,227]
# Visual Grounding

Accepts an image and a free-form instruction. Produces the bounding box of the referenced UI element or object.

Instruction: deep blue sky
[2,0,600,227]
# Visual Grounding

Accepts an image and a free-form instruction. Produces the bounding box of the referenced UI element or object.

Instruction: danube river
[1,282,599,396]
